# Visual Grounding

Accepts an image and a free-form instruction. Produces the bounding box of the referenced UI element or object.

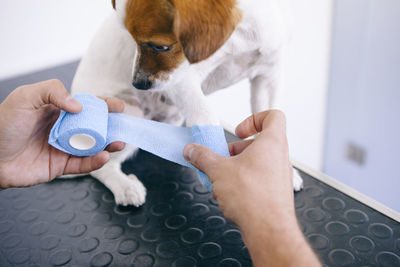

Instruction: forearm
[240,210,321,267]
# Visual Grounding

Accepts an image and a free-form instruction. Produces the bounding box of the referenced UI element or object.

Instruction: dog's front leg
[90,145,147,207]
[250,74,278,113]
[251,74,304,191]
[89,101,147,207]
[166,84,219,127]
[250,49,284,113]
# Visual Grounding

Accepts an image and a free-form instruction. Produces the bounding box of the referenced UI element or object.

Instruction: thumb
[183,143,224,179]
[27,79,82,113]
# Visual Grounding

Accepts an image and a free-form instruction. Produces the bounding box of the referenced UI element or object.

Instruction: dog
[71,0,303,206]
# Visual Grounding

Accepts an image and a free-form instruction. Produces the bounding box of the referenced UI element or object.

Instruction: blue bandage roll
[51,94,109,157]
[49,94,229,192]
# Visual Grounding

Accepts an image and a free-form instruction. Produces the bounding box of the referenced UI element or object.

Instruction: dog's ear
[172,0,242,64]
[112,0,116,9]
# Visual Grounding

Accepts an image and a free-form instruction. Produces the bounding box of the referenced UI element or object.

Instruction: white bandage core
[69,134,96,150]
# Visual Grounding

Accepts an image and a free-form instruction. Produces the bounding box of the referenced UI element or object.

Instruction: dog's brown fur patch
[172,0,242,63]
[125,0,185,80]
[124,0,242,81]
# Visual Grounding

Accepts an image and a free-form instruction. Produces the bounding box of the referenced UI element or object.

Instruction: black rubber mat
[1,62,399,266]
[1,142,400,266]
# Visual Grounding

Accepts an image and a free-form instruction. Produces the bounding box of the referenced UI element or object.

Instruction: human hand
[184,110,294,229]
[0,79,125,189]
[184,111,320,266]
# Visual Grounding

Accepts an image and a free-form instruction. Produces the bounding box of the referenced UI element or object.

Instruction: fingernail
[183,144,195,161]
[103,151,110,162]
[66,96,82,110]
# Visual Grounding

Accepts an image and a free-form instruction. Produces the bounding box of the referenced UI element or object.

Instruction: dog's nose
[132,79,153,90]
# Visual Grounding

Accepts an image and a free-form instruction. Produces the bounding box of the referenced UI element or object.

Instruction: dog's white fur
[71,0,303,206]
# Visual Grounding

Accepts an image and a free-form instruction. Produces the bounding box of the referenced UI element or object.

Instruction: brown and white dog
[71,0,303,206]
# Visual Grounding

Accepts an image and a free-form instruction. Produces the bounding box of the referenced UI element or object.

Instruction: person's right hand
[183,110,295,229]
[184,110,321,267]
[183,110,320,267]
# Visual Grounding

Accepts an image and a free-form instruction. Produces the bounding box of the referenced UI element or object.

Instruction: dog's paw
[293,169,304,192]
[112,174,147,207]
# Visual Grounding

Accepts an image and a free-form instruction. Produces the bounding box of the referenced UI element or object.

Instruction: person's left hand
[0,79,125,189]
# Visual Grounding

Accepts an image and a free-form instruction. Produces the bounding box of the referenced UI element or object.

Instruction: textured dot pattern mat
[1,145,400,267]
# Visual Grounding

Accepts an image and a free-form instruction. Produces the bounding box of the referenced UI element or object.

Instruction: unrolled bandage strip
[48,94,229,192]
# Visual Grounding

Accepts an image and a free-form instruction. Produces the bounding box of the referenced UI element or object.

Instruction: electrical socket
[346,142,366,166]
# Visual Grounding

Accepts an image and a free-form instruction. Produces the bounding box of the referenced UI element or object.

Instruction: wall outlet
[346,143,366,166]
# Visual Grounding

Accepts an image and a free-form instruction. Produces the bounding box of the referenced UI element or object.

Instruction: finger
[235,113,262,139]
[259,110,287,140]
[106,141,126,152]
[183,143,224,180]
[228,139,254,156]
[235,110,286,139]
[22,79,82,113]
[98,96,125,113]
[63,151,110,174]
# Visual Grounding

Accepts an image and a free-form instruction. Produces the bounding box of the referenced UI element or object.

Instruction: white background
[0,0,110,80]
[0,0,333,171]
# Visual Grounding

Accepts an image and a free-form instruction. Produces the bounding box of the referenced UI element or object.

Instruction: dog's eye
[146,43,171,52]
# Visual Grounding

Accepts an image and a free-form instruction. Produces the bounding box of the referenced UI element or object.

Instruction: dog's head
[113,0,242,90]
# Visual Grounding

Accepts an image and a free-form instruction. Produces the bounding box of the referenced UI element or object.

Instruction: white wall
[0,0,110,80]
[0,0,333,171]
